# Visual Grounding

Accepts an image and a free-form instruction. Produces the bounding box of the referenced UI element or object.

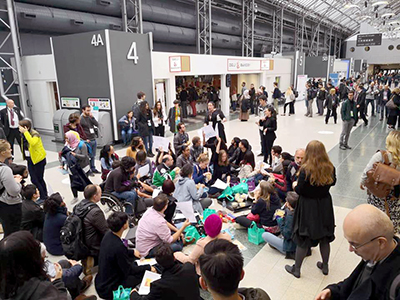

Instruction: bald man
[0,99,24,155]
[285,148,305,192]
[315,204,400,300]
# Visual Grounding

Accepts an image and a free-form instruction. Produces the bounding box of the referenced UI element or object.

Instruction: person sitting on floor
[208,148,231,197]
[126,136,146,160]
[193,153,212,185]
[190,136,204,162]
[173,164,212,214]
[135,194,190,258]
[43,192,68,256]
[160,179,178,224]
[153,155,179,187]
[99,144,119,181]
[134,150,153,182]
[235,181,281,233]
[199,239,271,300]
[131,242,202,300]
[176,145,193,169]
[20,184,45,242]
[95,212,154,300]
[174,213,231,275]
[228,137,241,161]
[262,191,298,260]
[238,150,255,179]
[286,148,305,192]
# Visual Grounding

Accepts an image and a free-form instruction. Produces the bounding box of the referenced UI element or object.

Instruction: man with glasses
[315,204,400,300]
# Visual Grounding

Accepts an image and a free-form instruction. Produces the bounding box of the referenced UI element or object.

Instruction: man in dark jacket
[80,105,100,175]
[249,83,256,114]
[199,239,271,300]
[272,82,281,113]
[0,99,24,155]
[132,91,146,120]
[340,91,358,150]
[316,204,400,300]
[173,123,190,156]
[131,242,201,300]
[74,184,108,267]
[20,184,44,241]
[355,84,368,126]
[339,78,348,101]
[96,212,153,300]
[286,148,305,191]
[378,85,391,120]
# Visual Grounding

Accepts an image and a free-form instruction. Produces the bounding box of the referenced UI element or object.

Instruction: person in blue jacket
[262,191,298,259]
[193,153,212,185]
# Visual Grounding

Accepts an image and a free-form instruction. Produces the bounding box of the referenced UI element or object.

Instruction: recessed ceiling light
[344,3,359,8]
[382,12,395,18]
[371,0,389,7]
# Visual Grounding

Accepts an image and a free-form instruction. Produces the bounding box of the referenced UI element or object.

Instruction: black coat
[204,109,226,143]
[326,236,400,300]
[12,277,68,300]
[167,107,180,133]
[61,146,92,191]
[21,199,45,241]
[95,231,150,300]
[131,262,201,300]
[0,106,24,136]
[378,89,392,105]
[241,98,250,112]
[137,110,154,137]
[262,117,277,140]
[43,207,68,256]
[293,168,336,248]
[388,93,400,117]
[356,89,366,107]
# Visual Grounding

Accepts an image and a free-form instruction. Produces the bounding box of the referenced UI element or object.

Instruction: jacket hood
[73,199,95,218]
[177,177,190,185]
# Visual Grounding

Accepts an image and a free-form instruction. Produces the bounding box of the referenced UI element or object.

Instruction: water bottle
[228,223,236,239]
[222,199,227,209]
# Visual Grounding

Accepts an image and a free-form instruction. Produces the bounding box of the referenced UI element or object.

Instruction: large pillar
[220,75,230,118]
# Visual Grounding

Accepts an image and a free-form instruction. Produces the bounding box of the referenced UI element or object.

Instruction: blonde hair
[386,130,400,165]
[0,140,10,153]
[301,140,334,186]
[330,88,336,95]
[197,153,209,164]
[258,181,276,210]
[286,87,293,95]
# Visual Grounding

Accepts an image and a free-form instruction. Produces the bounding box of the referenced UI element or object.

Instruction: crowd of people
[0,78,399,300]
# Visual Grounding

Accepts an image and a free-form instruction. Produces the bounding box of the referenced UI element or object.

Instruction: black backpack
[60,202,96,260]
[310,88,317,99]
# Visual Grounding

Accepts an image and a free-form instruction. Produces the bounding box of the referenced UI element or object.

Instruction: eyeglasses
[349,236,382,251]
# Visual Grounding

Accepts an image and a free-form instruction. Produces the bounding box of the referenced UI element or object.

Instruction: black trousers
[7,128,21,155]
[0,201,21,238]
[357,106,368,125]
[27,157,48,200]
[181,101,188,119]
[235,215,253,228]
[154,126,165,137]
[283,103,291,114]
[325,107,337,124]
[263,135,276,165]
[58,260,84,299]
[259,130,265,154]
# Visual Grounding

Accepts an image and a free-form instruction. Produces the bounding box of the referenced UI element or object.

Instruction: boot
[317,261,329,275]
[82,256,94,276]
[80,275,93,294]
[285,252,295,260]
[285,264,300,278]
[75,295,97,300]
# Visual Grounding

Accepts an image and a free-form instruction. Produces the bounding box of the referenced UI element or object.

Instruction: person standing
[188,84,198,117]
[256,96,268,157]
[18,119,48,201]
[282,87,295,116]
[204,101,227,143]
[285,140,336,278]
[387,88,400,129]
[316,84,327,116]
[305,83,316,118]
[338,78,348,102]
[153,101,166,137]
[0,140,22,238]
[262,107,277,165]
[132,91,146,120]
[325,88,339,124]
[361,130,400,233]
[379,85,391,121]
[365,82,376,117]
[167,100,181,134]
[249,83,256,115]
[231,86,238,111]
[179,86,188,119]
[80,105,100,175]
[239,90,250,122]
[272,82,281,113]
[0,99,24,155]
[137,101,155,157]
[339,91,358,150]
[63,112,87,141]
[356,84,368,126]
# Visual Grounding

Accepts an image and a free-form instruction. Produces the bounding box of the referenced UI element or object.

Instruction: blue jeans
[88,140,97,171]
[121,128,133,145]
[142,134,153,153]
[112,190,137,214]
[262,232,285,254]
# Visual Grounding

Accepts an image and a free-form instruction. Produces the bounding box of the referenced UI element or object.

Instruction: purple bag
[247,178,256,191]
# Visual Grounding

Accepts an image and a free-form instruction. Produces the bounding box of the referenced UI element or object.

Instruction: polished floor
[15,100,394,299]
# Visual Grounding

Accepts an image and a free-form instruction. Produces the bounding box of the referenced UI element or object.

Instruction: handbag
[365,150,400,200]
[248,221,265,245]
[113,285,132,300]
[385,97,398,110]
[203,208,216,221]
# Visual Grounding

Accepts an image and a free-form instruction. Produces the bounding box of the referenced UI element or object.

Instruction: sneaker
[339,145,347,150]
[147,152,155,158]
[257,153,263,157]
[92,169,101,174]
[88,172,95,177]
[345,145,352,149]
[71,197,79,205]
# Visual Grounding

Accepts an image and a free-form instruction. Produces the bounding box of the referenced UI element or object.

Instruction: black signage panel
[356,33,382,46]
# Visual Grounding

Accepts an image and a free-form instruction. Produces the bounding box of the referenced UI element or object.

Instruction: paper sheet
[138,164,150,177]
[202,124,217,140]
[153,136,170,152]
[138,270,161,295]
[211,179,228,190]
[176,201,196,223]
[152,188,161,198]
[137,258,157,266]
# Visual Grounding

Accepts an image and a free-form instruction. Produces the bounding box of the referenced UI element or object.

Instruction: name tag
[89,128,95,134]
[24,150,30,157]
[350,111,354,117]
[147,120,151,127]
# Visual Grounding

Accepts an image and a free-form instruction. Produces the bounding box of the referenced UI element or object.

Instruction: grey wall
[305,56,329,78]
[52,30,111,107]
[108,30,154,122]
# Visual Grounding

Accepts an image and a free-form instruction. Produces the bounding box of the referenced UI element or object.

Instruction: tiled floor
[20,101,394,299]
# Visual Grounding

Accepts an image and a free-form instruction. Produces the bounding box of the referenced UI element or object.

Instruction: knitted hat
[204,214,222,238]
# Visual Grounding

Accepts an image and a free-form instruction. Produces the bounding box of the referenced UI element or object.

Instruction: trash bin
[53,109,66,142]
[96,112,113,148]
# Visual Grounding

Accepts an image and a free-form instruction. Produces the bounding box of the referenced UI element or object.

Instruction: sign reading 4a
[91,34,104,47]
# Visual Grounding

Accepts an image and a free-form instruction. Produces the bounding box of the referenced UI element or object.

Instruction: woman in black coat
[324,88,339,124]
[387,88,400,129]
[262,107,277,165]
[285,140,336,279]
[137,101,155,156]
[204,101,227,143]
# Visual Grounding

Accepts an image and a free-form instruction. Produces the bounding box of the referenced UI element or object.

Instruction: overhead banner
[356,34,382,47]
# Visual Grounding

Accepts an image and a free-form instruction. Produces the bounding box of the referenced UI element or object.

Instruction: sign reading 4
[127,42,139,64]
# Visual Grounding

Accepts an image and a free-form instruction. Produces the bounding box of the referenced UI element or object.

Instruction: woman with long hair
[285,140,336,278]
[262,107,277,165]
[361,130,400,232]
[282,87,295,116]
[208,148,231,196]
[238,150,255,179]
[153,100,166,137]
[118,110,136,146]
[137,101,155,157]
[19,119,48,201]
[99,144,119,181]
[325,88,339,124]
[126,136,146,160]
